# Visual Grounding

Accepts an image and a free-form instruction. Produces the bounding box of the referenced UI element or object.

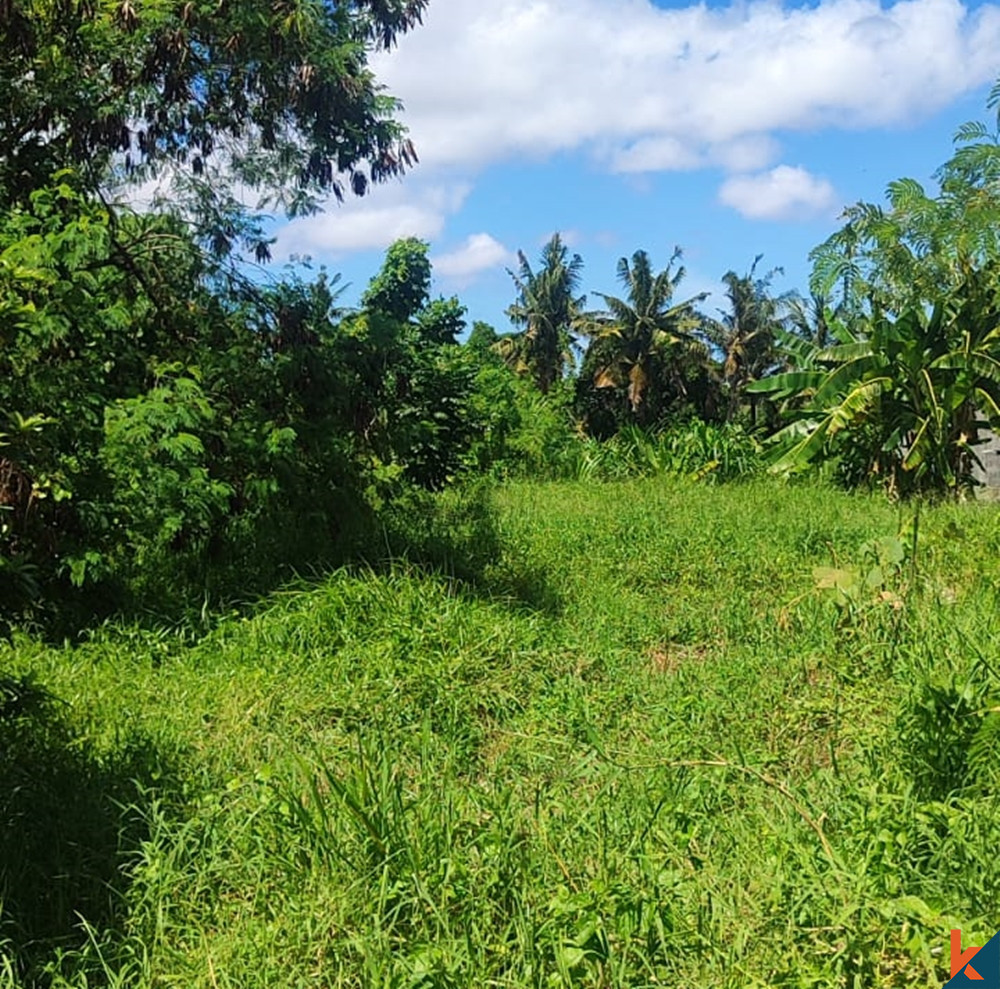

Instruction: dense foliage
[0,0,425,211]
[576,248,709,428]
[4,6,1000,984]
[0,0,443,624]
[750,91,1000,495]
[503,234,586,395]
[0,212,500,623]
[10,98,1000,628]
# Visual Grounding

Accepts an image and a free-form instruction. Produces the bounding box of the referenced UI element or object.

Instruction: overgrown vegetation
[6,64,1000,625]
[751,86,1000,494]
[4,480,1000,986]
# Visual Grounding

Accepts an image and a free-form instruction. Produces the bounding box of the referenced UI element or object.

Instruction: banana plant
[755,94,1000,497]
[749,268,1000,495]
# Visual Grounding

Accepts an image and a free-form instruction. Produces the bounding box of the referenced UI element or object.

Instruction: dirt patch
[648,642,712,675]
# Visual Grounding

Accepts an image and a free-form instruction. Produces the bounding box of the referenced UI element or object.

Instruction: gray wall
[973,429,1000,489]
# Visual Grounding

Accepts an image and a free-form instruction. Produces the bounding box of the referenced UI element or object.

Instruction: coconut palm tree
[703,256,785,424]
[784,289,837,350]
[504,233,585,394]
[578,248,707,423]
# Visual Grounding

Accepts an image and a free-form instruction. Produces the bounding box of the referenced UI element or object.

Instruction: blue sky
[268,0,1000,331]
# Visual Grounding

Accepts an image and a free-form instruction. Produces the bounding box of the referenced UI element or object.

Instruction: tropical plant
[750,279,1000,496]
[809,83,1000,318]
[0,206,485,620]
[784,290,839,350]
[566,421,762,483]
[702,256,785,424]
[417,296,468,347]
[0,0,425,210]
[761,293,847,419]
[504,234,586,394]
[753,94,1000,497]
[577,248,708,425]
[361,238,432,324]
[466,320,501,356]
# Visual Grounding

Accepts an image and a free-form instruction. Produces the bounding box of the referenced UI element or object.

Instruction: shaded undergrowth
[0,678,182,986]
[16,481,562,647]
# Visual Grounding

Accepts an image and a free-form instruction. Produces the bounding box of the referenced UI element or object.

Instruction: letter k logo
[948,929,1000,987]
[953,931,983,981]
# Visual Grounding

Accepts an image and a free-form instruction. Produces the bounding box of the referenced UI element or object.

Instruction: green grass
[4,478,1000,987]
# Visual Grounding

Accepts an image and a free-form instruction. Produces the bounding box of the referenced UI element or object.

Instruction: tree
[351,239,480,489]
[505,234,586,394]
[809,84,1000,319]
[361,238,432,323]
[0,3,452,621]
[466,320,500,356]
[784,290,838,350]
[0,0,425,209]
[577,248,707,425]
[0,206,485,619]
[750,91,1000,496]
[703,257,784,424]
[416,297,467,346]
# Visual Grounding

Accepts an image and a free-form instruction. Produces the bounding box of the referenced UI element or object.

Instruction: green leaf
[813,355,881,405]
[746,371,824,395]
[828,379,889,436]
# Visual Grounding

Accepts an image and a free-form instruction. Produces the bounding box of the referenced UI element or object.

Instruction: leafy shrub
[463,373,580,480]
[100,368,233,574]
[0,206,489,626]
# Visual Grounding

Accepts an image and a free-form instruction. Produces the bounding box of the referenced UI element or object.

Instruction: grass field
[4,478,1000,987]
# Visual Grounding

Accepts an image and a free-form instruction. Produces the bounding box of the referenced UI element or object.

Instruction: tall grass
[563,422,763,482]
[3,479,1000,986]
[476,410,764,484]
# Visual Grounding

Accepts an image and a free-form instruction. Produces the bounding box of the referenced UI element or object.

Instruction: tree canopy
[578,248,706,423]
[504,234,586,394]
[703,257,785,424]
[0,0,425,208]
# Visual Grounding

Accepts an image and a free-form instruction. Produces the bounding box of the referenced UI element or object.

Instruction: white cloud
[610,133,780,174]
[611,136,703,173]
[711,136,783,175]
[432,233,513,281]
[718,165,838,220]
[273,181,471,258]
[374,0,1000,172]
[267,0,1000,260]
[111,164,265,214]
[282,203,442,254]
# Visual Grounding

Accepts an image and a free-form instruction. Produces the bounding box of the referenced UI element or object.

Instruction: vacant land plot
[4,479,1000,987]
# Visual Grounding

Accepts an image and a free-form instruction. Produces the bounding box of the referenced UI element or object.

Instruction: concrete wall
[973,429,1000,489]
